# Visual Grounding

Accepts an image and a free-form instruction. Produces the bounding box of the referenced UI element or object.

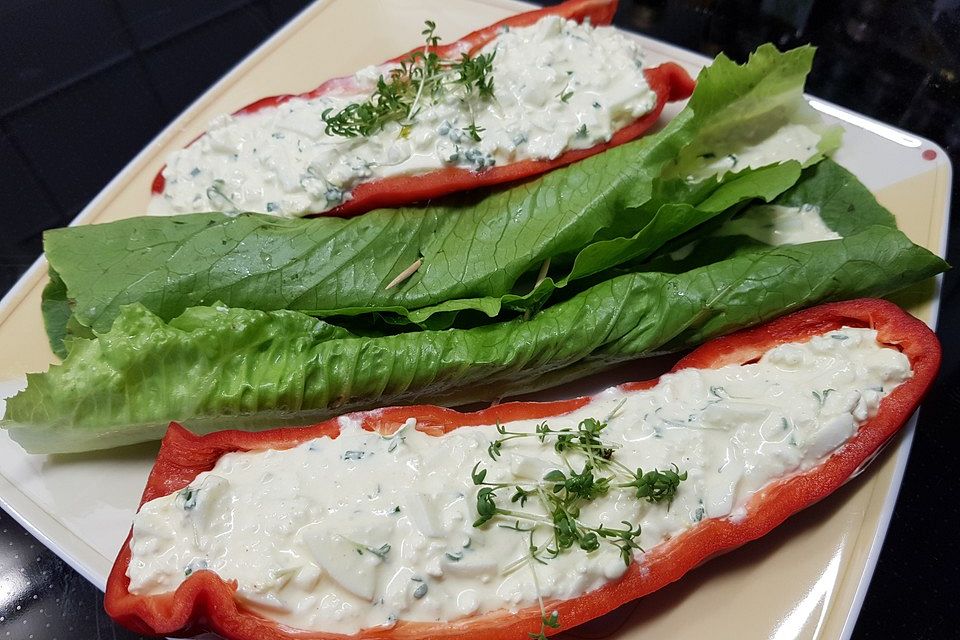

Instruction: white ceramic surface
[0,1,951,638]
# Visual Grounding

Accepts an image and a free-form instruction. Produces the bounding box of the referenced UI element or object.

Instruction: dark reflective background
[1,1,957,638]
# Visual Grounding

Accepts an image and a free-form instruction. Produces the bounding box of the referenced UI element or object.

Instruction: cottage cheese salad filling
[716,203,841,245]
[669,203,838,262]
[127,328,911,633]
[150,16,659,218]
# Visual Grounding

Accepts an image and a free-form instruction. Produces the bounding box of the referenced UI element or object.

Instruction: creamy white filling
[669,203,839,261]
[149,16,657,218]
[716,203,840,245]
[127,328,910,633]
[682,122,824,182]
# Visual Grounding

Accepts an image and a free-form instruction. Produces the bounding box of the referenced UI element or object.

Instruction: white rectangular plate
[0,1,951,638]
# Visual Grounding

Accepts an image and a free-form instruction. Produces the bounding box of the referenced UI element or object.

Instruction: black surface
[0,1,957,639]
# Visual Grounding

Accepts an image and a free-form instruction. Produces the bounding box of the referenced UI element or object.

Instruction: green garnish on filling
[178,487,198,510]
[354,542,391,560]
[322,20,495,139]
[471,416,687,638]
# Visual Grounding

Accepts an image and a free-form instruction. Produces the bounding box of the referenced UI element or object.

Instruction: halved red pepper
[150,0,696,217]
[104,298,940,639]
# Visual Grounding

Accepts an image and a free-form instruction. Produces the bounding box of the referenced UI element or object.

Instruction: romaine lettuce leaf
[5,222,944,454]
[634,158,896,274]
[42,45,835,357]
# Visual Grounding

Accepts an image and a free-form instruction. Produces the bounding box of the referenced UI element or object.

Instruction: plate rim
[0,0,952,637]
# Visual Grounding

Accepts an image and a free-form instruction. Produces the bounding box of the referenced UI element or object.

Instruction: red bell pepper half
[149,0,696,217]
[105,298,940,639]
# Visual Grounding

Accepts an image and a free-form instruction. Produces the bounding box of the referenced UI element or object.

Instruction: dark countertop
[1,1,957,638]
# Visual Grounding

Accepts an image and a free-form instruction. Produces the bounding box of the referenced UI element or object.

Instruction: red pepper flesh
[149,0,696,217]
[104,298,940,639]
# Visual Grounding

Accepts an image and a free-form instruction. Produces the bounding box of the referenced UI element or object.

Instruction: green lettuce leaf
[635,158,896,274]
[43,45,836,356]
[5,221,944,454]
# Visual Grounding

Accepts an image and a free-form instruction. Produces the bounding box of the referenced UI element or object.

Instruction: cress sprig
[472,417,687,566]
[472,416,687,638]
[321,20,495,139]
